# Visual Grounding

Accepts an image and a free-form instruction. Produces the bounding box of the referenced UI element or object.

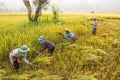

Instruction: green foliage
[33,0,39,7]
[33,0,49,10]
[51,4,60,23]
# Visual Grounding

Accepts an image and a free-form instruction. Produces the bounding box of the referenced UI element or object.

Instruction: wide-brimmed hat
[38,36,45,41]
[65,28,69,31]
[19,45,30,53]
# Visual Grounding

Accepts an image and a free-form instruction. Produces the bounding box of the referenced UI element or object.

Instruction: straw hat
[65,28,69,31]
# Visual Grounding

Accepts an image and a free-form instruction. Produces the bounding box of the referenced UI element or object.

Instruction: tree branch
[34,0,47,21]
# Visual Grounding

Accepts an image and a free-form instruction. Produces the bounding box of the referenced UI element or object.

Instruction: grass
[0,13,120,79]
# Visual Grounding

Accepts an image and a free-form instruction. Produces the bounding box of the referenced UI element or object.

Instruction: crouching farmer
[38,36,55,56]
[9,45,31,71]
[64,29,76,44]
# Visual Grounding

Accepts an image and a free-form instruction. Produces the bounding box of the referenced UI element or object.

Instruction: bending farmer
[64,29,76,44]
[38,36,55,56]
[9,45,31,71]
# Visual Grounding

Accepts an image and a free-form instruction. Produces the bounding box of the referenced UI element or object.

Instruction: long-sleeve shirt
[9,48,30,64]
[64,32,76,39]
[93,21,98,28]
[64,32,76,43]
[41,40,55,51]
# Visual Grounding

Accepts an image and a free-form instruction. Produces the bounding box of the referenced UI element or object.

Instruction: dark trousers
[48,47,55,55]
[70,37,76,44]
[92,28,96,35]
[13,60,19,71]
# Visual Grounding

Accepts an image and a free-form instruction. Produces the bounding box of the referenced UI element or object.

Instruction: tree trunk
[22,0,47,22]
[33,0,42,21]
[22,0,33,21]
[33,0,47,21]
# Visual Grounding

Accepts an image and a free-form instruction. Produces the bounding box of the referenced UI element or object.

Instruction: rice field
[0,13,120,80]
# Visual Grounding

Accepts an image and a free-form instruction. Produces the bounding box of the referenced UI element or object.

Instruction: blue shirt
[64,32,76,39]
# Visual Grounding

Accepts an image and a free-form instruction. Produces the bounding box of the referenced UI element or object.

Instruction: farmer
[64,29,76,44]
[38,36,55,56]
[92,18,98,35]
[90,16,95,21]
[9,45,31,71]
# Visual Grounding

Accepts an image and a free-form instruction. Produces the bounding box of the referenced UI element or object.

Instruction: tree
[22,0,49,22]
[33,0,39,8]
[51,4,59,23]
